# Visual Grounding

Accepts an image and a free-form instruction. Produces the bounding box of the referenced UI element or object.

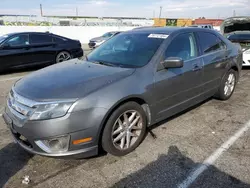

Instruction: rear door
[29,33,56,64]
[0,34,32,70]
[153,32,204,121]
[196,32,228,92]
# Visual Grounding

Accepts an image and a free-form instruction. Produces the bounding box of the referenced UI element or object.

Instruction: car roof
[3,32,53,37]
[125,26,216,35]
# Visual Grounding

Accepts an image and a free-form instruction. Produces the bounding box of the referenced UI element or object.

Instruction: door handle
[193,65,202,71]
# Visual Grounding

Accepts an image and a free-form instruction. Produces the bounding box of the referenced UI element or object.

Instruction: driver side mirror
[162,57,184,69]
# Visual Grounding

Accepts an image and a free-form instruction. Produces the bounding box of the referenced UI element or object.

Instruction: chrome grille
[8,89,35,117]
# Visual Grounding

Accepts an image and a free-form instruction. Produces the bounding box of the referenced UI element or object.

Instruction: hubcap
[112,110,143,150]
[224,73,235,96]
[56,52,71,63]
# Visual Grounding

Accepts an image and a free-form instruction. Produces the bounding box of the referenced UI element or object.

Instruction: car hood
[14,59,135,101]
[222,16,250,35]
[90,36,108,42]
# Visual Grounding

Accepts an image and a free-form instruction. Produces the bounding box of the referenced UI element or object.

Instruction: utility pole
[76,7,78,17]
[159,6,162,19]
[233,10,236,17]
[40,4,43,17]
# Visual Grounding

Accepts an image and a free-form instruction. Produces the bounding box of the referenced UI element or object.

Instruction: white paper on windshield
[148,34,169,39]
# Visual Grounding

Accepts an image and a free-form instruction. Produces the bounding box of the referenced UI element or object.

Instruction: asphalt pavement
[0,60,250,188]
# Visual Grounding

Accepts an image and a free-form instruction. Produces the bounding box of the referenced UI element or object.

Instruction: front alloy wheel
[102,102,147,156]
[112,110,143,150]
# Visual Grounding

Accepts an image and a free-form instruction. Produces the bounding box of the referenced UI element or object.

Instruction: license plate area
[3,112,13,129]
[12,132,33,148]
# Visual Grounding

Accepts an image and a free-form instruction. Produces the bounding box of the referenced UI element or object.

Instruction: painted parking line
[0,76,24,82]
[0,106,4,116]
[178,120,250,188]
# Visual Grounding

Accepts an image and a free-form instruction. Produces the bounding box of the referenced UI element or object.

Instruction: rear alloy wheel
[102,102,147,156]
[215,69,237,100]
[56,51,71,63]
[224,72,236,97]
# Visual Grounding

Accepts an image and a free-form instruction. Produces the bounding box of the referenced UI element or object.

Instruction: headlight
[29,102,74,120]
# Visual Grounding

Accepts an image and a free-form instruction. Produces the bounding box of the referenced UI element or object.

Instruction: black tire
[102,102,147,156]
[214,69,237,100]
[55,51,71,63]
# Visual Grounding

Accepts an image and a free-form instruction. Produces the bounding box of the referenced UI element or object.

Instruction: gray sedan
[3,27,242,158]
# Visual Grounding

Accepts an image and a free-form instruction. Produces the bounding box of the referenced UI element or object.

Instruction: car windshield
[87,33,165,68]
[0,34,9,43]
[102,32,114,38]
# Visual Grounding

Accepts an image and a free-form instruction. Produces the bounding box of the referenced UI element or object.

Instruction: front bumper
[2,105,108,158]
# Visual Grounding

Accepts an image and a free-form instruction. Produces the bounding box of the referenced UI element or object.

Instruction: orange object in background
[177,19,193,27]
[153,18,166,26]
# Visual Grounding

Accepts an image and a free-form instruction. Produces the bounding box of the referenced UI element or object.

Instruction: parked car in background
[88,31,121,49]
[0,32,83,72]
[3,27,242,159]
[221,17,250,67]
[190,24,214,29]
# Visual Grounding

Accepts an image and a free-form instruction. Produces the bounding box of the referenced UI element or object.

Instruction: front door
[153,32,203,122]
[0,34,33,70]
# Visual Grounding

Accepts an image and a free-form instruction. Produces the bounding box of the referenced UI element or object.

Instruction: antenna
[233,10,236,17]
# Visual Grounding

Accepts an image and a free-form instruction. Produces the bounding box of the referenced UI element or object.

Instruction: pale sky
[0,0,250,18]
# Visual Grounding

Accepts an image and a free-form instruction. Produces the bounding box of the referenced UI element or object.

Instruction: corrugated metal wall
[177,19,193,27]
[153,18,166,26]
[154,18,223,27]
[154,18,193,27]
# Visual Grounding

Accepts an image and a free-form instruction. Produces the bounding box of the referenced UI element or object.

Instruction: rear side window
[53,36,66,43]
[165,33,198,61]
[30,34,52,44]
[198,32,226,54]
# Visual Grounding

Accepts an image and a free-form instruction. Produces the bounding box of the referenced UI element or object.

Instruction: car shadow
[148,98,212,136]
[0,66,43,75]
[0,143,33,188]
[242,66,250,70]
[112,146,250,188]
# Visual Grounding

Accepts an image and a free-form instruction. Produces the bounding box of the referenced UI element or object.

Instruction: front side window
[165,33,198,61]
[87,33,164,68]
[30,34,52,44]
[6,34,29,46]
[198,32,226,54]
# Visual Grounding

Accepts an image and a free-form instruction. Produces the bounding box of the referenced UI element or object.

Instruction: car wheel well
[231,66,239,81]
[98,97,150,150]
[231,66,238,72]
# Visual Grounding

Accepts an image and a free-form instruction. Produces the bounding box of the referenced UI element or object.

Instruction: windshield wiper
[91,61,116,67]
